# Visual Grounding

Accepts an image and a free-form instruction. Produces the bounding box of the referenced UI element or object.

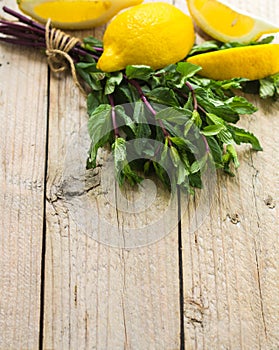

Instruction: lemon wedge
[187,44,279,80]
[186,0,279,43]
[17,0,143,29]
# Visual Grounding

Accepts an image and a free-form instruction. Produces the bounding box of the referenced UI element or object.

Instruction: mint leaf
[206,136,223,164]
[188,40,220,56]
[115,105,136,135]
[87,104,113,166]
[176,62,201,78]
[155,107,191,125]
[259,73,279,99]
[225,96,258,114]
[104,72,123,95]
[126,65,154,81]
[228,125,263,151]
[112,138,142,186]
[201,124,225,136]
[83,35,103,50]
[146,87,180,107]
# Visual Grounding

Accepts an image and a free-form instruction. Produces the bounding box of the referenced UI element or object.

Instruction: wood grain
[0,0,278,349]
[0,1,48,348]
[181,1,279,348]
[43,62,181,349]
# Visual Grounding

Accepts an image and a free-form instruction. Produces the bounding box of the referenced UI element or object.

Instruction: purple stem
[108,94,120,138]
[128,79,172,145]
[127,78,156,116]
[3,6,46,31]
[1,6,103,56]
[0,37,45,48]
[185,81,198,111]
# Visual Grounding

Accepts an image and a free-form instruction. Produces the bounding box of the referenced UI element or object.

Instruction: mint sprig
[76,54,263,190]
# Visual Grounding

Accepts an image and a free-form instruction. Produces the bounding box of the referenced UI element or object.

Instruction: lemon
[187,44,279,80]
[97,2,195,72]
[186,0,279,43]
[17,0,143,29]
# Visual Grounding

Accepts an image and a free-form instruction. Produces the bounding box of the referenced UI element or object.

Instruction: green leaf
[195,88,240,123]
[76,63,103,91]
[225,96,258,114]
[188,40,220,56]
[227,125,263,151]
[88,104,113,166]
[259,78,276,98]
[176,62,202,78]
[104,72,123,95]
[87,92,108,115]
[206,113,225,126]
[155,107,191,125]
[218,129,234,144]
[206,136,223,164]
[161,137,169,163]
[112,138,142,186]
[83,35,103,49]
[190,153,208,174]
[115,105,136,134]
[170,146,181,168]
[146,87,180,107]
[153,162,170,189]
[259,73,279,99]
[125,65,154,81]
[191,110,202,128]
[201,124,225,136]
[132,101,152,138]
[226,144,239,168]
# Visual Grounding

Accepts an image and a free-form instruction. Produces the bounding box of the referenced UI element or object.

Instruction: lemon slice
[187,44,279,80]
[17,0,143,29]
[186,0,279,43]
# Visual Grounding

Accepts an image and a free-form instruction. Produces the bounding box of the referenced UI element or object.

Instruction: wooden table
[0,0,278,349]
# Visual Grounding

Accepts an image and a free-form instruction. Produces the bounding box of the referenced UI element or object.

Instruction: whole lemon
[97,2,195,72]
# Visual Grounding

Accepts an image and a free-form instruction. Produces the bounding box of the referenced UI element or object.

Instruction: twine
[45,19,87,95]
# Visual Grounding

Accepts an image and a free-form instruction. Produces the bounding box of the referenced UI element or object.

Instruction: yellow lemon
[187,44,279,80]
[97,2,195,72]
[186,0,279,43]
[17,0,143,29]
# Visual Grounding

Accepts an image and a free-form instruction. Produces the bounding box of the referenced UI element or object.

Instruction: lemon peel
[187,44,279,80]
[186,0,279,43]
[17,0,143,29]
[97,2,195,72]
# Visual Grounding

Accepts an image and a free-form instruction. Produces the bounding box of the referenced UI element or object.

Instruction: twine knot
[45,19,86,95]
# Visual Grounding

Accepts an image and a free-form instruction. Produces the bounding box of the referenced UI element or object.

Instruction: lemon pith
[17,0,143,29]
[187,44,279,80]
[97,2,195,72]
[186,0,279,43]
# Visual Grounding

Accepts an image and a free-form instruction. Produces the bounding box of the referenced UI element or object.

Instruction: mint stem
[127,78,171,145]
[127,78,156,115]
[1,6,102,60]
[185,81,198,110]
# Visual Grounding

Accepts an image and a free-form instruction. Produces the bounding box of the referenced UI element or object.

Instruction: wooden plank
[0,2,48,348]
[181,0,279,348]
[43,16,182,348]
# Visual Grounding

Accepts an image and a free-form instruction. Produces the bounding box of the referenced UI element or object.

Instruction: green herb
[77,52,264,190]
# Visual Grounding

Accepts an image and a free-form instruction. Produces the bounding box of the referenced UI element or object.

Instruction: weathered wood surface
[0,0,278,349]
